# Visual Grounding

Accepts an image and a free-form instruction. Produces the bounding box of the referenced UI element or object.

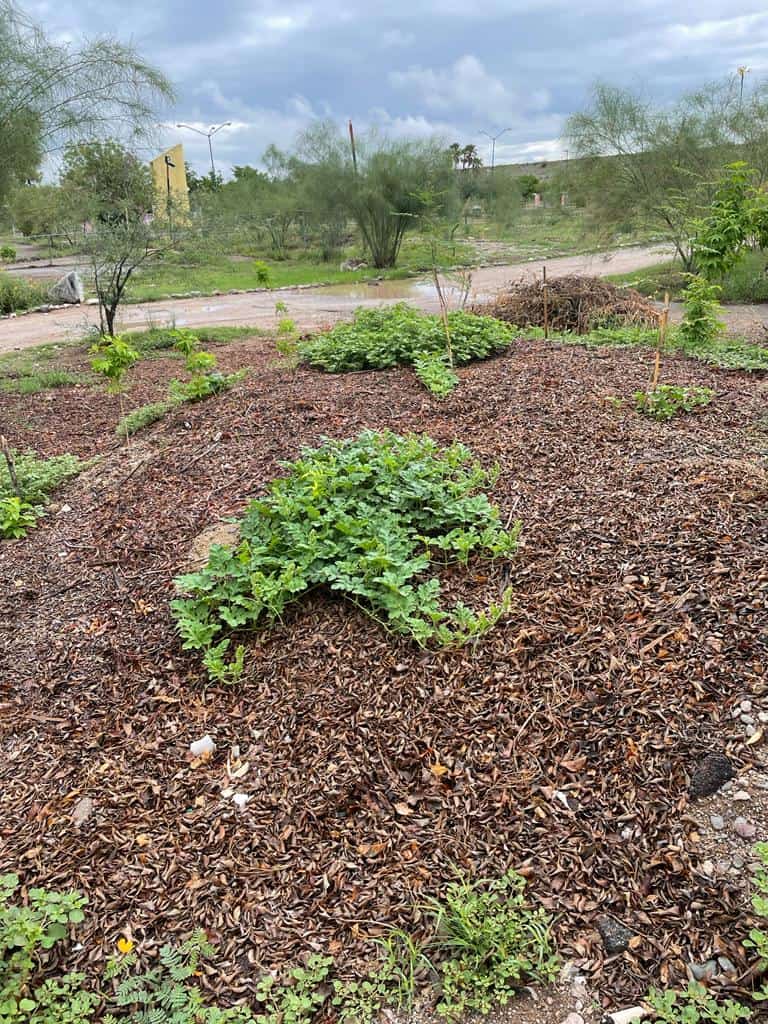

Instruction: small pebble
[71,796,94,826]
[734,817,757,839]
[739,714,755,725]
[718,956,737,975]
[561,1014,584,1024]
[710,815,726,830]
[733,790,751,801]
[606,1007,648,1024]
[740,700,753,713]
[689,960,718,981]
[733,855,745,868]
[759,712,768,723]
[701,859,715,876]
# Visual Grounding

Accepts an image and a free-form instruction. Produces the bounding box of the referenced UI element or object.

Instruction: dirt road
[0,244,672,354]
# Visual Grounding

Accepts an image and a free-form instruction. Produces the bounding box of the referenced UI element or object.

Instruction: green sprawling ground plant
[634,384,714,422]
[0,450,82,539]
[0,869,558,1024]
[172,430,519,682]
[298,304,513,395]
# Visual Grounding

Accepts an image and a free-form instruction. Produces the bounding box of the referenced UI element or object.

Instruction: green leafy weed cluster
[172,430,519,682]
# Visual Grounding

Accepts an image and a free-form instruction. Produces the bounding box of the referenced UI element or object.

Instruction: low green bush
[0,872,95,1024]
[299,304,513,373]
[634,384,714,421]
[116,400,178,438]
[0,450,82,538]
[0,245,17,262]
[0,273,47,315]
[172,430,519,682]
[425,871,559,1019]
[413,351,459,396]
[678,276,725,351]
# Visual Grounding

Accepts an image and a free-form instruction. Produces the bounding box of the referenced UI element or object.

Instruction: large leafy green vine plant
[172,431,519,681]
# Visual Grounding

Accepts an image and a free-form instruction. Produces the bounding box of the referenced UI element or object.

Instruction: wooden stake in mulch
[542,265,549,340]
[651,292,670,389]
[0,435,21,497]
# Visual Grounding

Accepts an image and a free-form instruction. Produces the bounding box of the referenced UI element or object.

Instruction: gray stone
[597,916,634,955]
[710,815,726,830]
[740,700,753,713]
[734,817,757,839]
[689,960,718,981]
[689,752,735,799]
[71,796,94,825]
[717,956,737,975]
[48,271,84,305]
[733,790,751,801]
[605,1008,647,1024]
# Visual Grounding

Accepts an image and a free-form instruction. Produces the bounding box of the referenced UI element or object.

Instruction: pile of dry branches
[473,275,660,334]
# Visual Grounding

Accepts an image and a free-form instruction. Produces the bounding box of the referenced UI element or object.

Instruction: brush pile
[473,275,660,334]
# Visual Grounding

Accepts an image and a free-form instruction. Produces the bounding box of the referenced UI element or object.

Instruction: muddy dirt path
[0,244,674,354]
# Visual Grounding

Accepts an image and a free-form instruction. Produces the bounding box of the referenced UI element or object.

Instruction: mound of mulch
[473,275,660,334]
[0,335,767,1012]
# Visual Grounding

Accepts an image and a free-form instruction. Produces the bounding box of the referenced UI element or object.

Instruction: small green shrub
[0,245,17,262]
[425,871,559,1019]
[172,431,519,682]
[116,400,178,438]
[413,351,459,396]
[678,276,725,351]
[253,955,331,1024]
[0,873,95,1024]
[168,331,246,403]
[646,982,751,1024]
[0,450,82,539]
[90,335,139,393]
[634,384,714,422]
[299,304,513,373]
[0,496,37,539]
[745,841,768,1002]
[253,261,272,288]
[0,273,47,315]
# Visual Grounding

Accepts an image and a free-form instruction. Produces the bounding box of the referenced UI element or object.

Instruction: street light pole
[176,121,232,178]
[479,128,512,172]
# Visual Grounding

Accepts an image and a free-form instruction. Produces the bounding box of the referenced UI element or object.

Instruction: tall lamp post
[176,121,232,178]
[479,127,512,172]
[737,66,751,103]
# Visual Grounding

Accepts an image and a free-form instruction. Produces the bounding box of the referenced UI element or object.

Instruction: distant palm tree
[461,144,482,170]
[448,143,462,169]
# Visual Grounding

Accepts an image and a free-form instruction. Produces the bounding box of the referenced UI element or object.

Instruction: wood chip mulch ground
[0,335,767,1012]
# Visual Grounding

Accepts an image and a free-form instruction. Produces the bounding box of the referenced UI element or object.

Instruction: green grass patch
[0,342,91,393]
[0,272,49,314]
[607,262,689,300]
[0,368,86,394]
[524,323,768,371]
[122,325,262,355]
[122,238,479,303]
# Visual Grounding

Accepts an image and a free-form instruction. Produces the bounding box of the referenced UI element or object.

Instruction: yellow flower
[117,937,134,955]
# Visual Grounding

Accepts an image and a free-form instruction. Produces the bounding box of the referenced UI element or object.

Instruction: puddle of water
[315,278,433,300]
[314,277,488,303]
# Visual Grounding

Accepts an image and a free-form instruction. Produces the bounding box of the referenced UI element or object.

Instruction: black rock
[689,752,735,799]
[597,916,634,955]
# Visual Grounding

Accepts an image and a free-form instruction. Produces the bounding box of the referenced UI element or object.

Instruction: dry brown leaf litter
[0,334,767,1011]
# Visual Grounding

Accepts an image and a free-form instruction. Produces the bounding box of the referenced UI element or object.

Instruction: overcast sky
[25,0,768,175]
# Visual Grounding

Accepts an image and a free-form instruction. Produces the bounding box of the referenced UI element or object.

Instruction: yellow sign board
[150,143,189,218]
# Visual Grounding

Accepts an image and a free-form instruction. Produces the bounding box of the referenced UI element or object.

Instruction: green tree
[60,140,154,224]
[8,184,76,245]
[0,0,174,205]
[565,80,744,267]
